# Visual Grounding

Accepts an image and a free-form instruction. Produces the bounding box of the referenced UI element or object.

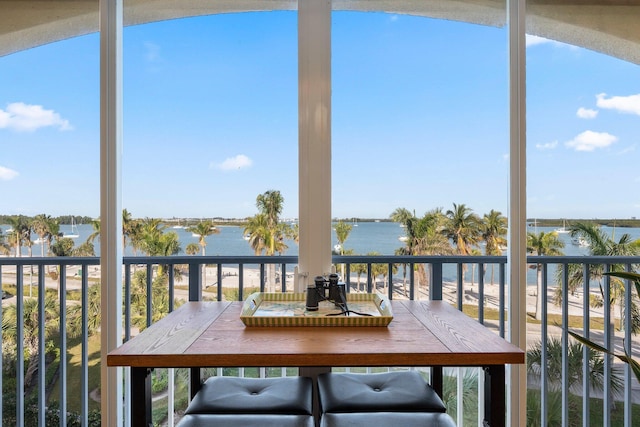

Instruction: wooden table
[108,300,524,427]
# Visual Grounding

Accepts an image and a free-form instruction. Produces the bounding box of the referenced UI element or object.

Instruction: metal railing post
[431,261,443,301]
[188,262,202,302]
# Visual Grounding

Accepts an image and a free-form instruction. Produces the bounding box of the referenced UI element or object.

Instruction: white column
[507,0,527,426]
[100,0,124,426]
[298,0,332,291]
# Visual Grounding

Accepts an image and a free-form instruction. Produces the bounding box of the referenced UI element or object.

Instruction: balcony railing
[1,254,639,426]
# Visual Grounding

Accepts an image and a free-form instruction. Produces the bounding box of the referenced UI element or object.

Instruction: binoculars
[306,273,347,311]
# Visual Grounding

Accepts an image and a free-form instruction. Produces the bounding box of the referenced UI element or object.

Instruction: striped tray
[240,292,393,327]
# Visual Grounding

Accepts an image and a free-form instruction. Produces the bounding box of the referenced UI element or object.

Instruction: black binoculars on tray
[306,273,347,312]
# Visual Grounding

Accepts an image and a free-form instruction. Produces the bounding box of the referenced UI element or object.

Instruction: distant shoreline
[528,218,640,228]
[2,216,640,228]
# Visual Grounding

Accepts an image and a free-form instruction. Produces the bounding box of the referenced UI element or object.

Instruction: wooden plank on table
[107,302,230,366]
[399,300,524,365]
[184,301,451,367]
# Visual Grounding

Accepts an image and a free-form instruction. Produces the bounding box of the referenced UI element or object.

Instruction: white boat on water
[398,236,408,242]
[64,218,79,239]
[572,236,589,247]
[554,219,570,234]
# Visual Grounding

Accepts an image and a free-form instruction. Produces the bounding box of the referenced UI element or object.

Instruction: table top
[107,300,524,368]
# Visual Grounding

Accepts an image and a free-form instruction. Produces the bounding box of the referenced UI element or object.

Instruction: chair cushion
[177,413,314,427]
[185,376,313,415]
[320,412,457,427]
[318,371,446,413]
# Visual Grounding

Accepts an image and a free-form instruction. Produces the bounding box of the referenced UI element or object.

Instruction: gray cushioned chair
[317,371,456,427]
[177,376,314,427]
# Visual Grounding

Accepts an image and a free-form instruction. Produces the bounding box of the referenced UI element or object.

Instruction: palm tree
[481,210,508,285]
[86,217,101,244]
[73,241,95,256]
[394,246,411,297]
[527,336,623,395]
[122,209,133,250]
[136,218,165,255]
[50,236,76,290]
[444,204,481,297]
[351,260,367,292]
[2,295,80,390]
[87,284,102,334]
[6,215,31,257]
[185,243,200,255]
[334,221,353,278]
[365,251,385,293]
[187,220,220,256]
[287,222,299,245]
[246,191,290,290]
[440,369,479,426]
[445,203,482,256]
[256,190,284,229]
[411,209,454,295]
[129,269,171,330]
[31,214,53,257]
[527,231,565,320]
[51,237,76,257]
[567,222,640,331]
[526,335,624,426]
[123,209,144,255]
[138,221,181,276]
[412,209,451,255]
[186,220,220,286]
[390,207,417,254]
[244,214,270,256]
[45,221,60,257]
[333,221,353,255]
[390,207,414,231]
[380,260,398,295]
[469,247,483,289]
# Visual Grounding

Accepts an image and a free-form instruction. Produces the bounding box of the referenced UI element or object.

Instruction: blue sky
[1,11,639,220]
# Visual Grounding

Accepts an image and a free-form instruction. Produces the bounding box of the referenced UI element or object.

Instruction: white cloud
[535,140,558,150]
[576,107,598,119]
[0,102,72,132]
[0,166,19,180]
[596,93,640,116]
[211,154,253,171]
[526,35,551,47]
[565,130,617,152]
[526,35,576,50]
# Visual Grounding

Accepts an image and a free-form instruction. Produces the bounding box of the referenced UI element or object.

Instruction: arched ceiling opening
[1,0,639,64]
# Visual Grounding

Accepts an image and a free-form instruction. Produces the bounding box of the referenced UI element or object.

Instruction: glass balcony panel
[527,2,640,426]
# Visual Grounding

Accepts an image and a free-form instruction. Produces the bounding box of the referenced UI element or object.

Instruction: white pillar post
[507,0,527,426]
[297,0,332,291]
[100,0,124,426]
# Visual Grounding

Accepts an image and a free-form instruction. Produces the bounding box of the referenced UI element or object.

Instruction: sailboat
[65,218,80,239]
[554,219,569,234]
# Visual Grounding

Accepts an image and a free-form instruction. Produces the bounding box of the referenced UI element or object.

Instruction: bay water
[5,221,639,287]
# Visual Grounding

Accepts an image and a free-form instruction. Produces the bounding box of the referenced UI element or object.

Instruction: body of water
[2,221,640,258]
[2,221,639,288]
[1,221,419,257]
